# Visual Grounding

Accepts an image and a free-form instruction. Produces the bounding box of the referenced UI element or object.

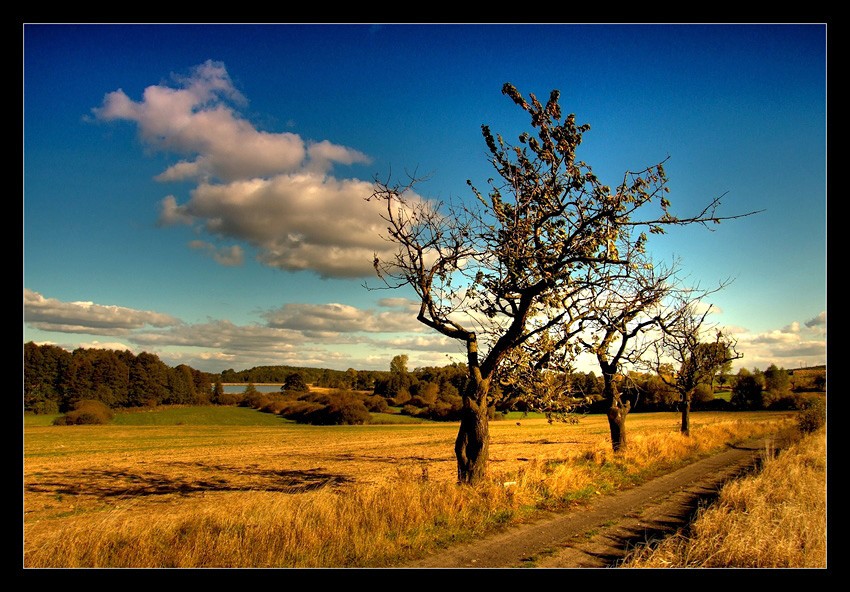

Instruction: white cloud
[179,174,398,277]
[92,60,396,278]
[262,301,422,335]
[158,195,194,226]
[188,240,244,266]
[76,340,134,352]
[723,317,826,371]
[24,289,179,335]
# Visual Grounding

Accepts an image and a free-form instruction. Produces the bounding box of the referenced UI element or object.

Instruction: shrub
[693,383,715,404]
[217,392,244,406]
[30,399,60,415]
[766,391,806,411]
[260,397,288,415]
[52,399,113,425]
[241,391,271,410]
[364,395,388,413]
[797,397,826,434]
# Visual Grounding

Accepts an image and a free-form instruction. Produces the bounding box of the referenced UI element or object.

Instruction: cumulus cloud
[92,60,394,278]
[188,240,244,266]
[262,301,421,336]
[158,195,195,226]
[726,318,826,371]
[181,174,398,277]
[782,321,801,333]
[24,289,179,335]
[130,319,305,351]
[805,311,826,332]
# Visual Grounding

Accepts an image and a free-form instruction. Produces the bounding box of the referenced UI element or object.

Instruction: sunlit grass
[24,408,796,567]
[622,426,826,568]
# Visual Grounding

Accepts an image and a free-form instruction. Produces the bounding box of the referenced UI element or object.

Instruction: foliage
[282,372,309,394]
[692,383,715,405]
[797,396,826,433]
[52,399,114,425]
[731,369,765,410]
[24,342,215,413]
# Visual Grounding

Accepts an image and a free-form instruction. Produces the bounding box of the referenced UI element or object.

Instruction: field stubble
[24,410,795,568]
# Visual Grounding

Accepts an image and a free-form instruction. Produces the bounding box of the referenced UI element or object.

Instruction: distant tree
[282,372,309,394]
[390,354,409,375]
[24,342,70,413]
[654,296,742,435]
[731,369,764,410]
[212,379,224,404]
[763,363,791,394]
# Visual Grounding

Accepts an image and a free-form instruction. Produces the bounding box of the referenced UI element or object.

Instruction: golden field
[24,409,797,568]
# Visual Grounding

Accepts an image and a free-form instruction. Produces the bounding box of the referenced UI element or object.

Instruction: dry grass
[622,426,827,568]
[24,410,795,568]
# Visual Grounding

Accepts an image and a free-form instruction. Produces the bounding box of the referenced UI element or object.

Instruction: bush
[30,399,60,415]
[364,395,388,413]
[765,391,806,410]
[217,392,244,406]
[693,383,715,405]
[260,397,289,415]
[52,400,113,425]
[797,396,826,433]
[240,391,271,410]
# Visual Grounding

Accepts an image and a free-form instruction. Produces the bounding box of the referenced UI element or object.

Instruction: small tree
[282,372,309,394]
[731,369,764,410]
[212,379,224,404]
[578,260,676,451]
[654,296,742,435]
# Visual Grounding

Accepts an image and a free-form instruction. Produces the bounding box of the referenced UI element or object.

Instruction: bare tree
[654,297,743,435]
[576,258,678,451]
[368,83,756,483]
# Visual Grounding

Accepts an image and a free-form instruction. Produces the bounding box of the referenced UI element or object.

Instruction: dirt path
[401,433,791,569]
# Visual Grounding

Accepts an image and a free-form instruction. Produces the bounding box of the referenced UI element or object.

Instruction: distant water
[222,384,284,394]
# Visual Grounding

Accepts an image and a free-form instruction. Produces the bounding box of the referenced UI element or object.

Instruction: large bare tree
[369,83,754,483]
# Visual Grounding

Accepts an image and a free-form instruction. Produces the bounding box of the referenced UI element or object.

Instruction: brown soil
[401,432,793,569]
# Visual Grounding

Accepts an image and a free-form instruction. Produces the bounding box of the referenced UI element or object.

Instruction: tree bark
[455,379,490,484]
[680,397,691,436]
[607,400,630,452]
[602,369,630,452]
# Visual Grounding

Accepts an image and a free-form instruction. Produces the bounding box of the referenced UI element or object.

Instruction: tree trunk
[680,397,691,436]
[455,379,490,484]
[602,369,629,452]
[607,400,630,452]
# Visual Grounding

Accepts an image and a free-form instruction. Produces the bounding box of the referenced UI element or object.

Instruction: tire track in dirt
[402,434,790,569]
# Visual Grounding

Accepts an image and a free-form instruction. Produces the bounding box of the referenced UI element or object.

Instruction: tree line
[24,342,213,414]
[24,340,824,420]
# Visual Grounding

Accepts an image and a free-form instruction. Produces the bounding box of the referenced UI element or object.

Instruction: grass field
[622,426,826,568]
[23,406,799,568]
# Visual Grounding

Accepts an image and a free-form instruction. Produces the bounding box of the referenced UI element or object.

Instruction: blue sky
[23,23,827,374]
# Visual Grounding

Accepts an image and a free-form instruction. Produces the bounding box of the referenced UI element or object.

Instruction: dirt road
[401,434,789,569]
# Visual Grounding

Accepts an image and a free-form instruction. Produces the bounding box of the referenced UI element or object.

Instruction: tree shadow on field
[25,464,353,499]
